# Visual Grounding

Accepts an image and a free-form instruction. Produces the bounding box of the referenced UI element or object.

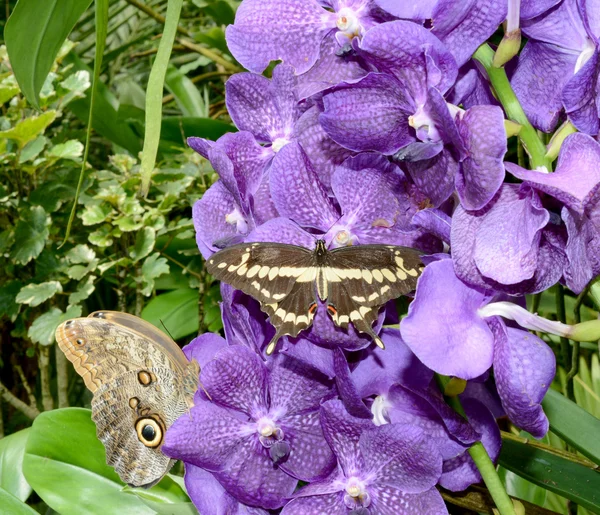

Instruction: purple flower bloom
[226,0,386,75]
[506,133,600,292]
[281,400,447,514]
[400,258,555,437]
[163,345,336,509]
[451,183,566,294]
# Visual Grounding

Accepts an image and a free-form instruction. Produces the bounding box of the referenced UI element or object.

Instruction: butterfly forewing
[206,242,315,303]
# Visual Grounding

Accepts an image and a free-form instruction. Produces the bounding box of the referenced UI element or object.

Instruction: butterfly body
[206,240,424,353]
[56,311,199,488]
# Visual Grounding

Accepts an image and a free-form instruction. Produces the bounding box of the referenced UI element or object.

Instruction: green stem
[555,285,575,400]
[139,0,183,197]
[61,0,109,246]
[473,44,551,171]
[437,378,516,515]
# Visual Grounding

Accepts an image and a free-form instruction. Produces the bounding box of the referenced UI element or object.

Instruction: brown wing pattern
[206,242,314,304]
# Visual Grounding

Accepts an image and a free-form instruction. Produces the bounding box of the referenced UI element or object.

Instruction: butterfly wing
[206,242,314,304]
[327,245,423,307]
[55,313,199,487]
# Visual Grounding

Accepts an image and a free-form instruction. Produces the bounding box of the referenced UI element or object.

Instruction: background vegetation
[0,1,599,514]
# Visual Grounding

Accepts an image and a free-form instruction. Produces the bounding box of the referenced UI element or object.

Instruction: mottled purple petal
[352,328,434,396]
[506,133,600,212]
[163,400,248,471]
[490,319,555,439]
[212,436,298,509]
[269,142,339,231]
[293,105,355,190]
[193,182,247,259]
[280,411,337,481]
[375,0,437,20]
[184,465,269,515]
[411,209,452,244]
[320,73,415,154]
[404,150,458,207]
[361,423,442,494]
[378,488,448,515]
[439,398,501,491]
[247,217,317,247]
[296,33,368,100]
[432,0,508,68]
[333,346,373,419]
[521,0,562,20]
[562,207,600,293]
[563,49,600,135]
[183,333,228,368]
[187,136,213,159]
[472,185,549,284]
[252,173,280,225]
[456,105,507,210]
[201,345,268,415]
[225,0,333,74]
[580,0,600,40]
[511,41,578,132]
[401,259,495,379]
[448,65,497,109]
[359,20,458,97]
[522,0,588,48]
[269,354,333,415]
[320,399,374,475]
[281,493,346,515]
[281,336,336,378]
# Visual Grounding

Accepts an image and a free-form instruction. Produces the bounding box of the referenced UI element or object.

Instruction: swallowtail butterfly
[206,240,424,354]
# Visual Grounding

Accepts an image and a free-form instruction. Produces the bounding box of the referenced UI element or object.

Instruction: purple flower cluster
[162,1,600,512]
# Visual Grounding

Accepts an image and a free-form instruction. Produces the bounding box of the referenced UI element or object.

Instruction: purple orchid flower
[190,132,276,258]
[163,345,336,509]
[226,0,389,75]
[451,183,567,294]
[281,399,447,514]
[400,258,556,438]
[506,132,600,293]
[511,0,600,133]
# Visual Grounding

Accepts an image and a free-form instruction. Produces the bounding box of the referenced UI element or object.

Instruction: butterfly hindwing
[206,242,314,304]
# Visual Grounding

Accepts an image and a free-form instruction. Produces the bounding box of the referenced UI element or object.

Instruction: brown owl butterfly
[55,311,199,488]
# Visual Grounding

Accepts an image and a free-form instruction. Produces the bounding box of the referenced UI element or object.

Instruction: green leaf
[0,428,32,502]
[28,305,82,346]
[48,139,84,161]
[141,253,170,296]
[499,438,600,512]
[5,0,93,108]
[66,244,96,264]
[165,66,207,117]
[10,205,49,264]
[16,281,62,307]
[22,408,156,514]
[542,387,600,465]
[69,275,95,306]
[0,85,20,105]
[19,136,47,163]
[0,111,57,148]
[0,487,38,515]
[82,203,112,226]
[141,288,199,340]
[160,116,234,150]
[0,280,23,321]
[131,227,156,262]
[124,474,193,512]
[88,225,114,247]
[115,215,143,232]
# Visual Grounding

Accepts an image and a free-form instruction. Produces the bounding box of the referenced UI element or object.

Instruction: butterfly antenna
[159,319,175,341]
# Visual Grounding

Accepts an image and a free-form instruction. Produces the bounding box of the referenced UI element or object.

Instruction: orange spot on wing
[308,303,318,315]
[327,305,337,316]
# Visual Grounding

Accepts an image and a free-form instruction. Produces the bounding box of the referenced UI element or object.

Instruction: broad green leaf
[542,387,600,465]
[0,428,32,502]
[0,280,22,320]
[499,438,600,512]
[141,253,170,296]
[115,215,143,232]
[66,244,96,264]
[48,140,84,161]
[165,66,207,117]
[88,225,114,247]
[22,408,155,515]
[0,85,20,105]
[10,205,49,264]
[124,474,192,512]
[28,305,82,346]
[131,227,156,262]
[0,487,37,515]
[28,167,81,213]
[19,136,47,163]
[82,203,112,226]
[5,0,93,108]
[0,111,56,148]
[161,116,234,150]
[16,281,62,307]
[69,275,96,306]
[141,288,199,340]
